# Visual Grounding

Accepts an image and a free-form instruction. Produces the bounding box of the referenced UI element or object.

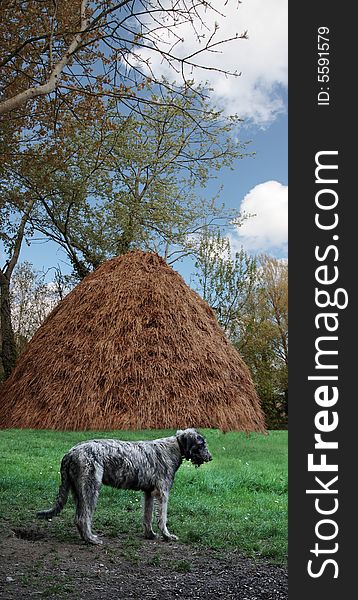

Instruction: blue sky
[15,0,288,283]
[203,108,288,256]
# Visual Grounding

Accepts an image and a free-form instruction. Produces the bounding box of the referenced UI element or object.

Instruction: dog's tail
[37,454,71,520]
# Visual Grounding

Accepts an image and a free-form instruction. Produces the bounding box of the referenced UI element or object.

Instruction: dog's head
[175,428,212,467]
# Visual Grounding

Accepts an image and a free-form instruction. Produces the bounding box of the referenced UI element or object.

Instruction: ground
[0,525,287,600]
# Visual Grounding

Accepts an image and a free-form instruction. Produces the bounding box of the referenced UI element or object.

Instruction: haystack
[0,251,265,432]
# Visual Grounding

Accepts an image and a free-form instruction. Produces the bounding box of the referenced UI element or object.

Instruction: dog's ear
[176,430,192,459]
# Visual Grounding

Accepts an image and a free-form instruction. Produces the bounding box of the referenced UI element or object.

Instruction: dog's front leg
[154,490,178,542]
[143,491,157,539]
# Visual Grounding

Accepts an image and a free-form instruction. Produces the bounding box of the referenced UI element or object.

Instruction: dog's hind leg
[143,491,157,539]
[73,466,103,545]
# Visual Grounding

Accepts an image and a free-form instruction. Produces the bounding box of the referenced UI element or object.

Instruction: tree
[9,261,70,355]
[0,0,246,117]
[3,86,249,279]
[0,1,249,378]
[258,254,288,372]
[0,260,73,377]
[1,77,249,377]
[233,255,288,428]
[192,228,257,335]
[0,196,37,378]
[192,236,288,428]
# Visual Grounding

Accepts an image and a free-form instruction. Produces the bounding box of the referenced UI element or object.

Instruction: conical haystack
[0,251,265,432]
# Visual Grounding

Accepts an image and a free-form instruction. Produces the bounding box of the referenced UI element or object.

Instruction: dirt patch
[0,526,287,600]
[12,527,47,541]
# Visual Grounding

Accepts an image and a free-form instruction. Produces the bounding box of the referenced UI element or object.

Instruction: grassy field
[0,429,287,564]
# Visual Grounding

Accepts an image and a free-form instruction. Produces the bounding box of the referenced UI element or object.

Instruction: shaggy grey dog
[37,428,212,544]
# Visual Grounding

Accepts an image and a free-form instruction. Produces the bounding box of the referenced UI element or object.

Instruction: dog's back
[65,437,181,491]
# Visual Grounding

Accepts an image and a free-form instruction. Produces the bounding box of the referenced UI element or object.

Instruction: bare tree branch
[0,0,244,116]
[0,0,90,115]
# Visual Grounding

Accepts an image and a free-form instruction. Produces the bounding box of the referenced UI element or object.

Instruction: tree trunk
[0,197,36,379]
[0,271,17,379]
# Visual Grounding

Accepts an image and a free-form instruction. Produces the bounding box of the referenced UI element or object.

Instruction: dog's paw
[163,533,178,542]
[144,531,159,540]
[87,535,103,545]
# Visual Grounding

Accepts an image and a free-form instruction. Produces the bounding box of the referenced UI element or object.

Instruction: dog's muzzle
[191,450,212,467]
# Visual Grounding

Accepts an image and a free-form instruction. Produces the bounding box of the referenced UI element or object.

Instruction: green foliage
[235,255,288,428]
[193,228,257,336]
[0,429,287,565]
[1,85,249,280]
[192,233,288,428]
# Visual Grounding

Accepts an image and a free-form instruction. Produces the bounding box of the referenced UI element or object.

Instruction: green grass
[0,429,287,564]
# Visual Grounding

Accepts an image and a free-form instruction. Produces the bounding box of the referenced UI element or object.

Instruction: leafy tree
[234,255,288,428]
[9,261,70,354]
[3,86,249,279]
[192,234,288,428]
[0,196,37,377]
[0,83,249,375]
[0,1,249,378]
[257,254,288,371]
[192,228,257,335]
[0,260,73,378]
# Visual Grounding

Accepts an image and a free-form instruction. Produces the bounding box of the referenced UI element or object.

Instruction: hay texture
[0,251,265,432]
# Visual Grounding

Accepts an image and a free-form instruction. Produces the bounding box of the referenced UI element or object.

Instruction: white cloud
[138,0,288,125]
[230,180,288,253]
[206,0,288,124]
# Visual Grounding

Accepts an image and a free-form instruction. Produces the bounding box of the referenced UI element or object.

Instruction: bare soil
[0,525,287,600]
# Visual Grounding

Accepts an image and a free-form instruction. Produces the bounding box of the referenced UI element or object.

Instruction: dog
[37,428,212,544]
